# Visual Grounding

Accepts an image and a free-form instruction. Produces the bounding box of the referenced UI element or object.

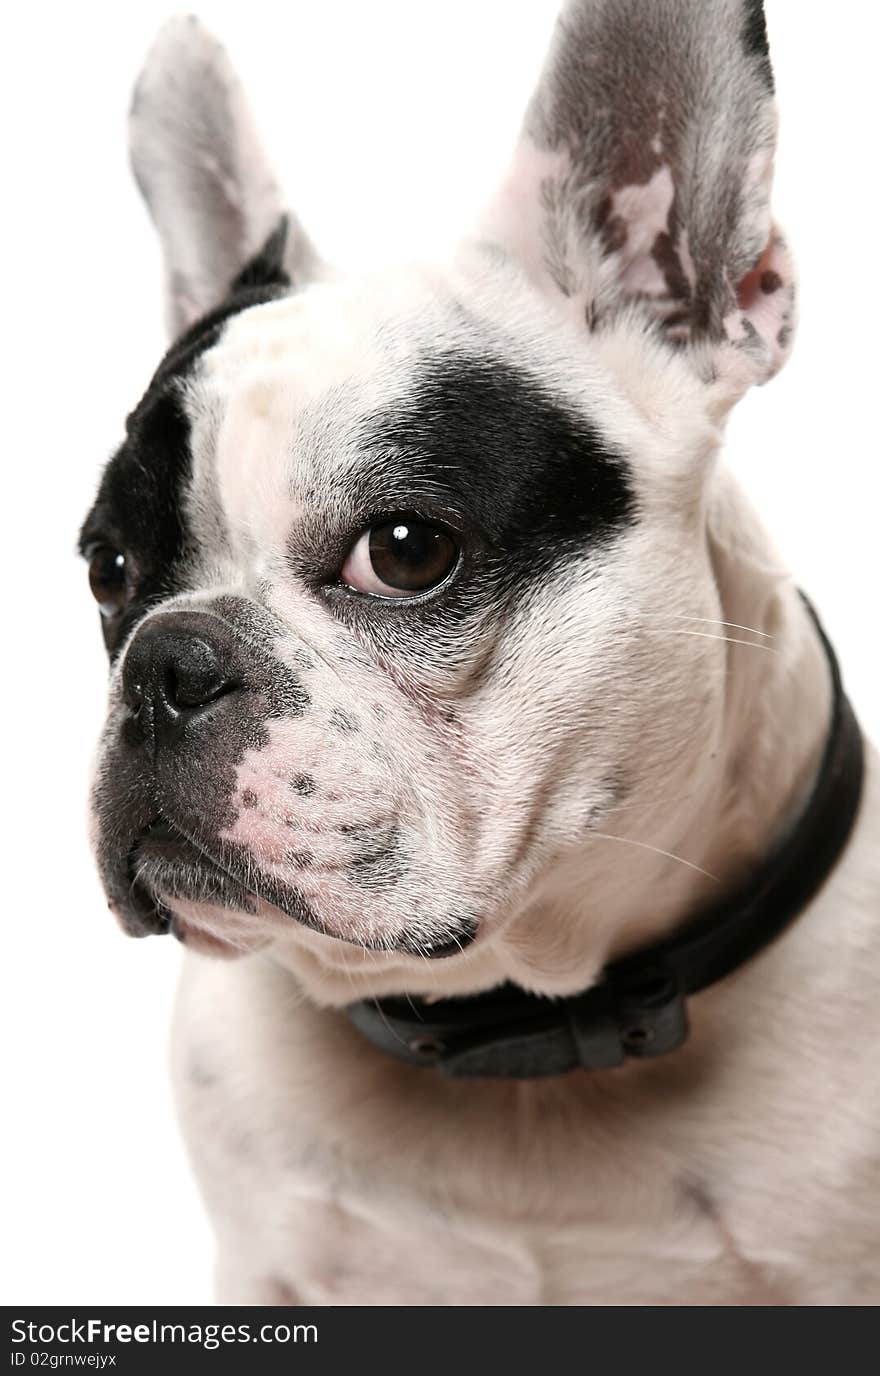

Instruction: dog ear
[129,17,324,338]
[481,0,794,405]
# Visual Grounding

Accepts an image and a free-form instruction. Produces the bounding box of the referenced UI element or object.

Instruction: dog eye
[85,544,129,618]
[340,517,459,598]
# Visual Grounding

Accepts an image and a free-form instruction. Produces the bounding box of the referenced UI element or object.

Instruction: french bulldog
[80,0,880,1305]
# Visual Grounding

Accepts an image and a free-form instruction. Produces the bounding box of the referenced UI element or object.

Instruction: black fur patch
[356,353,635,583]
[329,708,360,734]
[92,601,310,936]
[79,277,290,659]
[231,216,291,293]
[347,824,407,891]
[80,387,193,658]
[742,0,774,91]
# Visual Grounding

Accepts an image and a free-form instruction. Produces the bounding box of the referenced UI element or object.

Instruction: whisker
[588,829,719,882]
[669,630,779,655]
[663,615,775,640]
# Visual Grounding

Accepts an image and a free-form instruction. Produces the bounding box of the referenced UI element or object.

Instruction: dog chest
[169,942,880,1305]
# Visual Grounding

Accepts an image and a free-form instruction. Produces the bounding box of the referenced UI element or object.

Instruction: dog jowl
[80,0,795,978]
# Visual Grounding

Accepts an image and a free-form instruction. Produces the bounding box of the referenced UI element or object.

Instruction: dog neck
[496,468,834,997]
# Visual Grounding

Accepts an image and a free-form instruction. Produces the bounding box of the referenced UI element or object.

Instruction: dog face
[80,2,794,986]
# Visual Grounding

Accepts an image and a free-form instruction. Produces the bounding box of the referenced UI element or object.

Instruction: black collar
[345,597,865,1079]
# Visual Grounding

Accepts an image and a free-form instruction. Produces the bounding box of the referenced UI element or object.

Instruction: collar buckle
[604,967,689,1062]
[428,967,688,1079]
[562,967,689,1072]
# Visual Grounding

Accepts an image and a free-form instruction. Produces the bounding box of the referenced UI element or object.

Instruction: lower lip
[133,820,256,955]
[134,823,478,961]
[137,822,201,866]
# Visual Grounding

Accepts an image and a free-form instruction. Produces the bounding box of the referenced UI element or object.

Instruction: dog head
[80,2,794,997]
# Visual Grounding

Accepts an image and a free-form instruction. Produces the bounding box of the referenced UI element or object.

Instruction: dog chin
[166,901,271,960]
[151,890,477,966]
[111,815,479,962]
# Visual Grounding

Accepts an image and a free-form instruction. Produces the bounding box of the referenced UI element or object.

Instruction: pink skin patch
[217,715,419,950]
[220,716,402,859]
[729,229,796,378]
[722,305,751,344]
[678,229,696,292]
[614,165,676,298]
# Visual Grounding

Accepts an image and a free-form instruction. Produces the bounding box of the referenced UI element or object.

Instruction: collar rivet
[409,1036,444,1057]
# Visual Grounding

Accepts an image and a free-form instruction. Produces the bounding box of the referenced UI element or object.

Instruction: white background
[2,0,877,1305]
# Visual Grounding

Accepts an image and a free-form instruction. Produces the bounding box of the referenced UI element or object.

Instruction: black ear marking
[231,215,291,293]
[742,0,773,90]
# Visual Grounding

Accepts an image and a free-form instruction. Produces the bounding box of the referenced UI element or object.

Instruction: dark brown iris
[86,544,128,617]
[368,520,458,593]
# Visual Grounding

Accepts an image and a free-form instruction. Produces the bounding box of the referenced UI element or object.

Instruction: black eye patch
[78,228,293,657]
[354,351,636,586]
[78,387,194,656]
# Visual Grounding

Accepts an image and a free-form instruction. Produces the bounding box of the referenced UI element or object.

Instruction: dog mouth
[123,816,477,959]
[125,817,258,946]
[136,816,221,872]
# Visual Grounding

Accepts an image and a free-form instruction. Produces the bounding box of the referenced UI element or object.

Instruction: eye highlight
[85,543,129,618]
[340,517,459,599]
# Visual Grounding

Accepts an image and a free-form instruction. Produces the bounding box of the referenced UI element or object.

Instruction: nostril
[169,666,237,711]
[164,639,238,713]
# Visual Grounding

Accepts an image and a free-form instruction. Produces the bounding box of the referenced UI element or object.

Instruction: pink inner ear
[736,238,782,313]
[726,229,796,381]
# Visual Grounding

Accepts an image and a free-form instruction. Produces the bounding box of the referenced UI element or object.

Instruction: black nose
[122,617,238,750]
